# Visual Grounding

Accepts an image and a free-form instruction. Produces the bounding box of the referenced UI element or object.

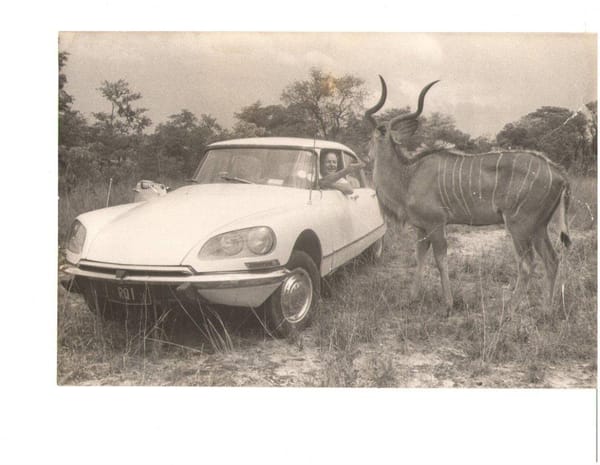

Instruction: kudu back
[365,76,571,314]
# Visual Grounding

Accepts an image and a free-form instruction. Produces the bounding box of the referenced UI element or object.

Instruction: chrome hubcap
[280,268,313,323]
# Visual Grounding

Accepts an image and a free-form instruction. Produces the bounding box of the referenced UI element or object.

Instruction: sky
[59,32,597,139]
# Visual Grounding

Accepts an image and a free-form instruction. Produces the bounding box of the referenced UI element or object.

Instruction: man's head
[323,152,338,175]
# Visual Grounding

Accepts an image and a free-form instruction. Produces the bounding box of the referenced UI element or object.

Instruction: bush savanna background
[58,49,597,387]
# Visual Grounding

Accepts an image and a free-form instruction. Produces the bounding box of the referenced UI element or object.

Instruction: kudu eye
[377,125,386,136]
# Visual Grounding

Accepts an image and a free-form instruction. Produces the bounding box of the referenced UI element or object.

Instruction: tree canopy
[281,68,366,139]
[58,56,597,195]
[151,110,224,176]
[497,105,596,172]
[93,80,152,136]
[233,101,308,137]
[58,52,88,147]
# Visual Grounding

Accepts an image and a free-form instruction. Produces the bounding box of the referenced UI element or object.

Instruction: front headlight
[199,226,275,259]
[66,220,86,254]
[247,227,275,254]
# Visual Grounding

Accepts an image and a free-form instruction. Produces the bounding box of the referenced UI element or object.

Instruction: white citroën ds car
[61,137,386,336]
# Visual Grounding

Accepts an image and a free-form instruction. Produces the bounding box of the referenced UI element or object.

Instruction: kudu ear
[390,119,419,144]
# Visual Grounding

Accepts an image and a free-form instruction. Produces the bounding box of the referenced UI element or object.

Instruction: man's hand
[349,161,366,172]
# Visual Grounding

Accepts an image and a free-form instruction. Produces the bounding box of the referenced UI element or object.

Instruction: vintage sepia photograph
[57,31,597,389]
[0,0,595,460]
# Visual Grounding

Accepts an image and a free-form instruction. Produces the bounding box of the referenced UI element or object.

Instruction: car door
[315,149,385,272]
[339,151,385,260]
[313,182,356,272]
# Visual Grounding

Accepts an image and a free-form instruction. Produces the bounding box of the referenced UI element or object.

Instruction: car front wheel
[264,250,320,337]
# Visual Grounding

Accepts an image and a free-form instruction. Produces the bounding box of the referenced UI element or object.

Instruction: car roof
[207,137,357,156]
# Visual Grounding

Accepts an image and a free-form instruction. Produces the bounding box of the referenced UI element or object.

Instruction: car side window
[342,152,363,188]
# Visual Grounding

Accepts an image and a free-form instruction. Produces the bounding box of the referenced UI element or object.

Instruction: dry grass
[57,175,597,387]
[312,175,596,386]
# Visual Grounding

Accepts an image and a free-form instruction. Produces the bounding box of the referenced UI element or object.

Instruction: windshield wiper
[185,178,199,183]
[220,174,254,184]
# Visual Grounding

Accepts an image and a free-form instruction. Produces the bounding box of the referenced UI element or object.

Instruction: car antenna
[106,177,113,207]
[308,129,323,204]
[309,132,318,204]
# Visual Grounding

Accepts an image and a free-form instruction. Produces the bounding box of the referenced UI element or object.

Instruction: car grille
[78,261,194,278]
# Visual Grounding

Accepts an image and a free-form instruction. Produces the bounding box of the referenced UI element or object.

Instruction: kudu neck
[373,143,413,200]
[390,138,414,165]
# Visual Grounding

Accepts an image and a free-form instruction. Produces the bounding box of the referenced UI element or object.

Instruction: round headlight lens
[66,220,86,254]
[247,227,275,255]
[219,232,244,256]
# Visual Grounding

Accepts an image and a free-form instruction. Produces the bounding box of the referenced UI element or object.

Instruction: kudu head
[364,76,439,165]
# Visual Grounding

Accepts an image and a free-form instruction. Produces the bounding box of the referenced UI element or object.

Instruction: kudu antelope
[364,76,571,314]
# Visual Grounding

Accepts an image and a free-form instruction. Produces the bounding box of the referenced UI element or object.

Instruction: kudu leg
[533,228,559,309]
[508,236,535,310]
[411,227,431,300]
[429,226,453,315]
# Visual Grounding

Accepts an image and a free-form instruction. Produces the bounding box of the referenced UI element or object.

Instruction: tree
[471,135,495,153]
[150,109,224,177]
[58,51,89,147]
[496,106,594,172]
[336,112,373,157]
[584,101,597,168]
[59,51,73,113]
[86,79,153,176]
[93,79,152,136]
[233,101,311,137]
[416,112,474,151]
[231,120,268,138]
[496,123,532,149]
[281,68,366,139]
[59,110,89,147]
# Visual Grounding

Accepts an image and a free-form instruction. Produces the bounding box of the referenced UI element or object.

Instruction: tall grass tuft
[567,176,596,231]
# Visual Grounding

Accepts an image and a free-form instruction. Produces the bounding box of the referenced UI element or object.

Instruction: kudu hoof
[442,302,453,318]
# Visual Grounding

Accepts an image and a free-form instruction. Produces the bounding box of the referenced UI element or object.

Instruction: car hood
[84,183,310,265]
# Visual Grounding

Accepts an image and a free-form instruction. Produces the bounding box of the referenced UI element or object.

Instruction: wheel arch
[291,229,322,271]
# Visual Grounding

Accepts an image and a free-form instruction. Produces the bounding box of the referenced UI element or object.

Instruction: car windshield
[192,147,317,189]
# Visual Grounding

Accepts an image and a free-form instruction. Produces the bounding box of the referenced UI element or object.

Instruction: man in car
[319,151,364,195]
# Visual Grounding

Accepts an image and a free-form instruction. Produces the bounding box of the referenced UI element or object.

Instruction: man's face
[324,153,338,175]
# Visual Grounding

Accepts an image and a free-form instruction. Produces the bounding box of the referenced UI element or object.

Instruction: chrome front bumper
[60,262,289,307]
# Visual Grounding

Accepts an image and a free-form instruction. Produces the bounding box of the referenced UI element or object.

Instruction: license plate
[105,283,153,305]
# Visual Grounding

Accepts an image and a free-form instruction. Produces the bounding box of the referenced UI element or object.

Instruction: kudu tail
[559,184,571,248]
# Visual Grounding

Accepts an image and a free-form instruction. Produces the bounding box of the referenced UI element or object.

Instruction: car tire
[264,250,320,338]
[365,235,384,263]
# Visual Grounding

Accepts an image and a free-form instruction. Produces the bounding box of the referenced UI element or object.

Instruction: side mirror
[133,180,169,202]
